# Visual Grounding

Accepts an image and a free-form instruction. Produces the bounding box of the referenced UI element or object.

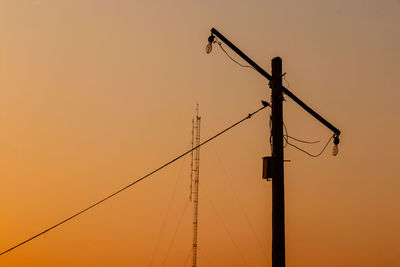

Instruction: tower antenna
[191,104,201,267]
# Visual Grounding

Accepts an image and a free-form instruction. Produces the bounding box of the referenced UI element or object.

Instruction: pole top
[272,57,282,63]
[272,57,282,76]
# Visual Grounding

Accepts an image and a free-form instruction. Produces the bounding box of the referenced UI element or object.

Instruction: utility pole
[271,57,285,267]
[206,28,341,267]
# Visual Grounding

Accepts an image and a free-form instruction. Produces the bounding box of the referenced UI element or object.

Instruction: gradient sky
[1,0,399,266]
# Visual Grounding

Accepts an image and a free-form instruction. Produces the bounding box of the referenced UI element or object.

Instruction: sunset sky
[1,0,400,266]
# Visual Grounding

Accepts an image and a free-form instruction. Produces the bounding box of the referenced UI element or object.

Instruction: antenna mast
[191,105,201,267]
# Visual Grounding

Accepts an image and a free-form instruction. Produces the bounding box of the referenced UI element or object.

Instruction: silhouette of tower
[190,105,201,267]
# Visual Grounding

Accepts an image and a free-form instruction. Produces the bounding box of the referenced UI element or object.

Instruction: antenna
[191,104,201,267]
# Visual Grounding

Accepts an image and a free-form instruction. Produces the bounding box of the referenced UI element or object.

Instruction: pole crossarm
[209,28,341,138]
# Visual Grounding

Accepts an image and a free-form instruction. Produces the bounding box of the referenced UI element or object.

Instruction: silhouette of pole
[207,28,341,267]
[271,57,285,267]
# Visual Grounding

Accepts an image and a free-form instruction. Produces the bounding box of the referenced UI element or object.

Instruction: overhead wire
[215,42,337,157]
[0,105,268,257]
[269,114,274,150]
[283,121,319,144]
[282,116,288,148]
[216,39,254,70]
[286,135,333,158]
[218,38,325,157]
[270,116,331,157]
[287,135,320,144]
[280,74,330,155]
[283,121,332,157]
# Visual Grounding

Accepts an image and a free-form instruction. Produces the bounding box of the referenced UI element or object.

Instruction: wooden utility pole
[207,27,341,267]
[271,57,285,267]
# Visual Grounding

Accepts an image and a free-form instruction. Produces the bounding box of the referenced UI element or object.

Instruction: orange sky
[1,0,399,266]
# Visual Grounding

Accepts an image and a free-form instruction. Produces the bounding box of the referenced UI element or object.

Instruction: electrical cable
[287,135,320,144]
[216,40,254,70]
[287,135,333,157]
[0,105,268,257]
[283,121,319,144]
[282,118,288,148]
[283,121,331,157]
[269,114,274,150]
[282,73,290,88]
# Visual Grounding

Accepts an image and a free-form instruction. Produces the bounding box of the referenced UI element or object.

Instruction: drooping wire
[287,135,320,144]
[269,114,274,150]
[286,135,333,157]
[270,117,330,157]
[282,117,288,148]
[283,121,319,144]
[0,105,268,257]
[216,39,254,70]
[282,72,290,88]
[283,121,331,157]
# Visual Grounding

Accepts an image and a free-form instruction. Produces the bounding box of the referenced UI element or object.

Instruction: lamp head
[332,134,340,156]
[205,34,215,54]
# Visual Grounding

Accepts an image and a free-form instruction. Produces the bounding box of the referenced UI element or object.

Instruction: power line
[216,40,254,70]
[0,105,268,257]
[283,121,332,157]
[283,121,320,144]
[287,135,320,144]
[286,135,333,158]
